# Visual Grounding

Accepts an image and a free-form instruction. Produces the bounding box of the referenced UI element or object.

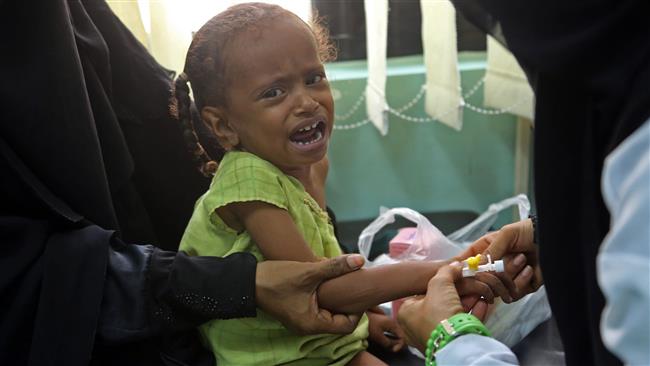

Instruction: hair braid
[169,72,218,176]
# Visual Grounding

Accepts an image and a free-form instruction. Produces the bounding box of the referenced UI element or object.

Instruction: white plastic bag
[357,194,551,348]
[358,207,461,267]
[485,286,551,347]
[358,194,531,266]
[448,194,531,244]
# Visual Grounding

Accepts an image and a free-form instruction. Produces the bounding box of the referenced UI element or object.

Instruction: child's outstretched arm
[226,202,515,315]
[317,261,450,313]
[225,201,456,311]
[318,253,526,314]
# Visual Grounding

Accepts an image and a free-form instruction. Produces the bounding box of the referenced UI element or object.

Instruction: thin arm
[317,260,451,314]
[230,200,450,314]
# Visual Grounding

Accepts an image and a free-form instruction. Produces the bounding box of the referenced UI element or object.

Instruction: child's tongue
[290,128,317,143]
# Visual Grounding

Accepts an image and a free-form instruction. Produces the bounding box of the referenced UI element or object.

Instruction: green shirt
[180,151,368,366]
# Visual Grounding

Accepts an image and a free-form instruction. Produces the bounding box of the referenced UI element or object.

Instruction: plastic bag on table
[358,207,462,267]
[448,194,531,245]
[357,194,551,348]
[358,194,531,266]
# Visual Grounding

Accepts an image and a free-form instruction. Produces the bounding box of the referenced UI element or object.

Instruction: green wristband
[424,313,491,366]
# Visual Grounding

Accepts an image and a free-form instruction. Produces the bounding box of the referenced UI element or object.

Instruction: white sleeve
[598,119,650,365]
[437,334,519,365]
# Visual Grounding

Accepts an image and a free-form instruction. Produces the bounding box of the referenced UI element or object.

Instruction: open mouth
[289,120,326,146]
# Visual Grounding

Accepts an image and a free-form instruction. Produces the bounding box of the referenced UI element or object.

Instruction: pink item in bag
[389,227,417,319]
[389,227,418,258]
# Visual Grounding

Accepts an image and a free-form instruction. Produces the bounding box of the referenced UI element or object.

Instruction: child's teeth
[298,121,321,133]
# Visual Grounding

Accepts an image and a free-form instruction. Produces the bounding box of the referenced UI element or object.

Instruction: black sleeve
[97,238,258,344]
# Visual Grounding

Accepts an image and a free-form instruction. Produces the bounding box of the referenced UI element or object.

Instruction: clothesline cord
[333,77,530,130]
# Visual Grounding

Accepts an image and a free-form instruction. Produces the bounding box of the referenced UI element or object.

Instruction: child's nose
[293,92,319,115]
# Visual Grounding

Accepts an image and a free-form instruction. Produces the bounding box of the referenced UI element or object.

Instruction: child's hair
[169,3,336,175]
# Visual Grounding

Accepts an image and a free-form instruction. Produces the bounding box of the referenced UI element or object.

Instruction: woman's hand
[255,254,365,335]
[458,219,543,300]
[454,250,533,311]
[367,306,406,352]
[397,263,466,352]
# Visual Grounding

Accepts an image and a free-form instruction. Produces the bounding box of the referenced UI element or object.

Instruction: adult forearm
[99,242,258,343]
[317,260,449,313]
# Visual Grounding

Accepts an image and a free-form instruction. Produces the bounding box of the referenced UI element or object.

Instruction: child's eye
[306,74,325,85]
[261,88,284,99]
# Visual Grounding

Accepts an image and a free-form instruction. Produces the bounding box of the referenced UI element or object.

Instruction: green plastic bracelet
[424,313,491,366]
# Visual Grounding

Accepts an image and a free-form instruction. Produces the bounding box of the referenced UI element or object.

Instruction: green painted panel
[325,53,521,223]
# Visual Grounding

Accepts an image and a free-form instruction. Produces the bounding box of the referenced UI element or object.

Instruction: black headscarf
[0,0,209,248]
[453,1,650,365]
[0,0,245,365]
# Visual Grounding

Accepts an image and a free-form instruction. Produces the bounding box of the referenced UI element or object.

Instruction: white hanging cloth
[106,0,148,48]
[364,0,389,135]
[484,36,535,122]
[420,0,463,131]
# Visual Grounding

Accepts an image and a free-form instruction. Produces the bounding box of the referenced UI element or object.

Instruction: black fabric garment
[0,0,258,365]
[0,210,257,366]
[0,0,210,250]
[0,217,108,366]
[452,1,650,365]
[83,0,216,249]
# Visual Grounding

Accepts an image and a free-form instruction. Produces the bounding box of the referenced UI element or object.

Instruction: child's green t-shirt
[179,151,369,366]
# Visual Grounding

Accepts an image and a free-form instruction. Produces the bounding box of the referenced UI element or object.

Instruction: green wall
[325,53,521,223]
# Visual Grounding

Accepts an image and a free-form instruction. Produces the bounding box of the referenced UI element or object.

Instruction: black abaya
[0,1,257,365]
[453,1,650,365]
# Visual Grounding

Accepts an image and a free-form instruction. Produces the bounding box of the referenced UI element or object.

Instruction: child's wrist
[416,260,448,291]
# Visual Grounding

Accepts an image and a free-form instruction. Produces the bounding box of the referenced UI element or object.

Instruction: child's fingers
[389,320,406,339]
[469,299,489,321]
[474,272,513,303]
[456,278,495,303]
[374,331,392,348]
[462,253,525,303]
[374,320,401,349]
[381,329,405,352]
[391,338,405,352]
[460,295,488,321]
[368,311,405,352]
[460,294,480,312]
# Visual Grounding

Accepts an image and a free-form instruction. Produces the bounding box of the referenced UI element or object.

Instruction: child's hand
[366,306,406,352]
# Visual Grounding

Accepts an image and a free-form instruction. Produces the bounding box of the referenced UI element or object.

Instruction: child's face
[207,16,334,173]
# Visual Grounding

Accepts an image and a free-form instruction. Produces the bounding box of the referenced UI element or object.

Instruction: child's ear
[202,106,240,150]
